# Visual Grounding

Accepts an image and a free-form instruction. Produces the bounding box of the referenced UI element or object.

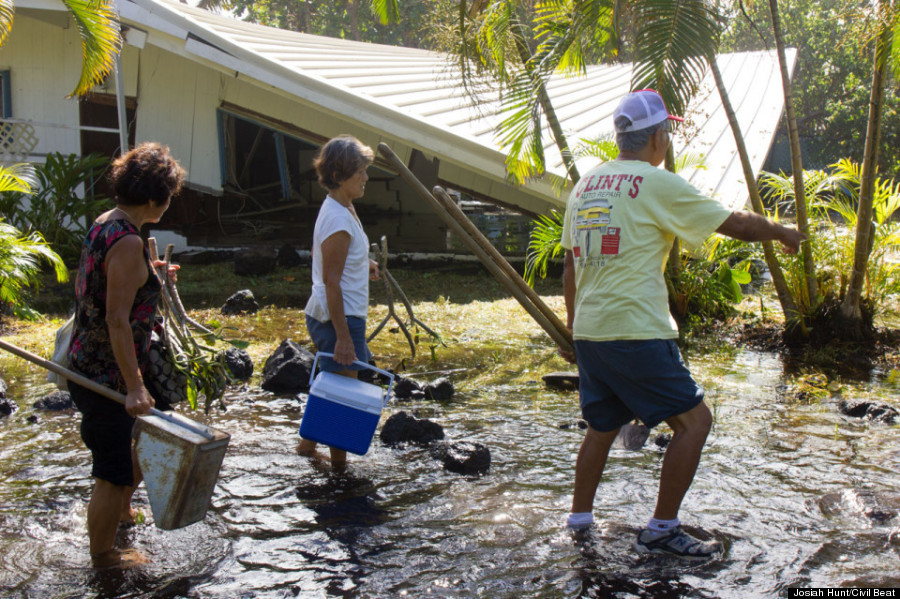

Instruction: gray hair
[615,117,667,153]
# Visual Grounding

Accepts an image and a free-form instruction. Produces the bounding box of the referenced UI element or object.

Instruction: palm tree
[709,57,800,323]
[0,0,121,98]
[460,0,720,186]
[840,0,899,333]
[768,0,817,309]
[0,164,68,321]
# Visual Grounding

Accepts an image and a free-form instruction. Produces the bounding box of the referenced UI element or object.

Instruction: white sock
[647,517,679,534]
[566,512,594,529]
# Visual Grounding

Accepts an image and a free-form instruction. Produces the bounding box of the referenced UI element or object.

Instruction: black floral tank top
[68,218,161,393]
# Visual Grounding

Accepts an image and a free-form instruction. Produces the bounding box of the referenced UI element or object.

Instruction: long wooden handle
[432,185,574,347]
[0,339,214,440]
[376,143,575,354]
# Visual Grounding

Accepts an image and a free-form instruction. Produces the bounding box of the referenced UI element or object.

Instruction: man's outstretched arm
[716,210,805,254]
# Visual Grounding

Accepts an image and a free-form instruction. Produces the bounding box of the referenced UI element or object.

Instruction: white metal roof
[123,0,793,213]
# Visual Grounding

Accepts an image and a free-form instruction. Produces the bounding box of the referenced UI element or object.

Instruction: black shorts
[68,381,135,487]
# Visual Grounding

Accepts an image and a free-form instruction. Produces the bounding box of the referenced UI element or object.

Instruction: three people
[560,90,804,558]
[68,142,185,567]
[300,135,380,466]
[70,109,800,566]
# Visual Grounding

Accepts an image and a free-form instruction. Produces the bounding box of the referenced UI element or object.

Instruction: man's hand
[778,227,806,254]
[558,347,576,364]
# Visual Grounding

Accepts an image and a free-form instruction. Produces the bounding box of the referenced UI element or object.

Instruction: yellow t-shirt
[561,160,732,341]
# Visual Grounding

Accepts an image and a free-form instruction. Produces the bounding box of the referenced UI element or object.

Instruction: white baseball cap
[613,89,684,133]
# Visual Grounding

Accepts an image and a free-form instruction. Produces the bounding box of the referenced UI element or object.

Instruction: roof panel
[127,0,794,213]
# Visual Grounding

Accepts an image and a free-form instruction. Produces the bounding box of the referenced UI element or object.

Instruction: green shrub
[759,160,900,319]
[0,152,110,267]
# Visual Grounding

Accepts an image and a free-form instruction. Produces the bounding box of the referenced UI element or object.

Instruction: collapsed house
[1,0,793,253]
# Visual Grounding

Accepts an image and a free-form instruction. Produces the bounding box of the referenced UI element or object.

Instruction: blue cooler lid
[310,371,385,414]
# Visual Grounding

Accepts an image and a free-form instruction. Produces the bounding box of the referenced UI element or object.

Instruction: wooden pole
[377,143,574,354]
[432,185,573,347]
[0,339,213,439]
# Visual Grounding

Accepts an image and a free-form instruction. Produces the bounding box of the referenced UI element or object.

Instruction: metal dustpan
[133,410,229,530]
[0,340,230,530]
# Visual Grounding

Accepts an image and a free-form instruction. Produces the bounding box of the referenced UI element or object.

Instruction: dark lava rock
[173,249,236,265]
[234,248,277,277]
[558,419,588,430]
[261,340,316,394]
[613,422,650,451]
[393,376,423,400]
[651,433,671,449]
[221,289,260,315]
[277,243,303,268]
[357,362,392,386]
[424,377,454,401]
[430,441,491,475]
[819,489,900,524]
[33,390,74,411]
[839,400,899,424]
[225,347,254,381]
[380,411,445,447]
[26,415,39,424]
[543,371,579,391]
[0,397,15,417]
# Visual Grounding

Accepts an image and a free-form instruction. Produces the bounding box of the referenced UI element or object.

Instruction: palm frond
[370,0,400,25]
[891,7,900,81]
[631,0,722,115]
[495,71,547,183]
[533,0,618,74]
[0,0,14,46]
[0,163,37,194]
[673,151,706,173]
[572,135,619,162]
[873,176,900,225]
[524,209,564,285]
[63,0,122,97]
[476,0,517,82]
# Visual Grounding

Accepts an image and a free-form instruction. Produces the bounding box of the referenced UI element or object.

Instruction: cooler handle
[310,352,395,407]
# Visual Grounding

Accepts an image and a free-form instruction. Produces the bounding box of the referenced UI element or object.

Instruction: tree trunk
[840,10,891,323]
[349,0,360,41]
[769,0,818,308]
[665,146,683,280]
[513,21,580,184]
[710,56,801,324]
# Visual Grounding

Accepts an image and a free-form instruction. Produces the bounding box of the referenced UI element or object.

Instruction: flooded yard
[0,298,898,597]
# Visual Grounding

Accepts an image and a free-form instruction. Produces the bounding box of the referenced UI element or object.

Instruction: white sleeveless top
[304,196,370,321]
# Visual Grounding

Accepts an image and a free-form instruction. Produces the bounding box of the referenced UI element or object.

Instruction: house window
[217,108,322,208]
[0,70,10,118]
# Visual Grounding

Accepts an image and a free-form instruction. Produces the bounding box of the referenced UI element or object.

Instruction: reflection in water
[0,349,898,597]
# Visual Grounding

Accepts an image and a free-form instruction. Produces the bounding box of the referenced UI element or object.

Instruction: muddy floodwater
[1,345,898,598]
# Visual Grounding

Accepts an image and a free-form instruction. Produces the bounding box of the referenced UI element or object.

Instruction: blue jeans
[305,314,372,372]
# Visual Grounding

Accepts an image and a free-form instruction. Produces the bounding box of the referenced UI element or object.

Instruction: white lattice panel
[0,121,39,163]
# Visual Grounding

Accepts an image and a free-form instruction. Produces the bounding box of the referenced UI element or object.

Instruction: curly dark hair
[109,142,186,206]
[313,135,374,191]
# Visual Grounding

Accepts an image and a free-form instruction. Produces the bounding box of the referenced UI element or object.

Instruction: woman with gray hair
[301,135,380,466]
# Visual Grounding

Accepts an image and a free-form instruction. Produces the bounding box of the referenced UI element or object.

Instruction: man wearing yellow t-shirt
[561,89,804,559]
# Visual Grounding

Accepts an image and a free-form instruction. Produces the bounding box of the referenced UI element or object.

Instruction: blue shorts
[305,314,372,372]
[574,339,704,432]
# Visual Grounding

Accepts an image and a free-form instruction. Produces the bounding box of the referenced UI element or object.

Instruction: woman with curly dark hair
[67,142,185,568]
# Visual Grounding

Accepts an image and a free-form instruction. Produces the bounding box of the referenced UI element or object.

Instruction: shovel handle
[0,339,214,440]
